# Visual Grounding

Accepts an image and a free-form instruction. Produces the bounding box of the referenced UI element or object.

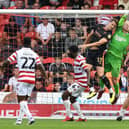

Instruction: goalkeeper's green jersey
[108,15,129,60]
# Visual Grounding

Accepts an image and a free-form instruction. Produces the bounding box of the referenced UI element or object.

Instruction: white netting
[0,10,128,119]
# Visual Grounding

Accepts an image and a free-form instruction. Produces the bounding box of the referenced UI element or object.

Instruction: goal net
[0,10,128,119]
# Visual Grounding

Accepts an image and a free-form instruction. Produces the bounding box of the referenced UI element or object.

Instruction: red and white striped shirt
[74,54,88,88]
[8,47,41,84]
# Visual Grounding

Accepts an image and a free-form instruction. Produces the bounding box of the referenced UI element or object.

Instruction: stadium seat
[90,6,98,10]
[61,57,74,65]
[43,57,55,64]
[25,32,36,39]
[56,6,67,10]
[40,6,51,10]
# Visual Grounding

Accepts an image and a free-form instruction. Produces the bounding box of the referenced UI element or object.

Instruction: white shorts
[67,83,85,97]
[16,82,34,96]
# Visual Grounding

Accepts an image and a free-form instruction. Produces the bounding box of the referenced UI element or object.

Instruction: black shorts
[86,49,103,67]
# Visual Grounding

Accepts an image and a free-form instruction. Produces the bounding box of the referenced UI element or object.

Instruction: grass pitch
[0,119,129,129]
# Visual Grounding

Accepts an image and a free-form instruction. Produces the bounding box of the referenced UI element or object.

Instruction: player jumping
[79,18,118,101]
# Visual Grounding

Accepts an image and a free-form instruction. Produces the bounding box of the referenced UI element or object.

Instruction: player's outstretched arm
[118,14,128,27]
[79,38,108,50]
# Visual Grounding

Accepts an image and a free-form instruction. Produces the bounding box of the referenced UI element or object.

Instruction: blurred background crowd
[0,0,128,94]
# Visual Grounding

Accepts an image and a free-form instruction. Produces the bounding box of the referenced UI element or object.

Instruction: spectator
[49,57,67,84]
[98,0,118,9]
[117,4,125,9]
[53,82,61,92]
[36,18,55,58]
[35,68,42,78]
[83,0,93,7]
[24,0,39,9]
[67,0,84,9]
[118,0,129,10]
[39,0,50,7]
[30,3,41,27]
[0,66,8,91]
[3,16,21,49]
[25,26,37,49]
[9,0,24,9]
[11,0,27,27]
[60,74,74,91]
[2,65,19,92]
[53,18,62,32]
[49,0,63,9]
[60,21,68,41]
[46,77,55,92]
[81,2,91,9]
[73,18,87,40]
[63,28,83,57]
[33,78,47,92]
[119,68,128,92]
[51,31,65,57]
[0,0,10,8]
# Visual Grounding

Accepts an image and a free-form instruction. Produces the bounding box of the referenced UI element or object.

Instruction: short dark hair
[23,37,31,47]
[118,4,125,10]
[68,45,79,53]
[111,18,119,26]
[83,2,91,8]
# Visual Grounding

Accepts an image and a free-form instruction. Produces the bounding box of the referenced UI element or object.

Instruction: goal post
[0,9,128,119]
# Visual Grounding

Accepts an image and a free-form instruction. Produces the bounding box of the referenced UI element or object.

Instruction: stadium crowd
[0,0,128,94]
[0,0,129,10]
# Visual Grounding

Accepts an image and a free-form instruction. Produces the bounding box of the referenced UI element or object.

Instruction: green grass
[0,119,129,129]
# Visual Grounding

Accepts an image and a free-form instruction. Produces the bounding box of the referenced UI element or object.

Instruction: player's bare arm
[79,37,108,49]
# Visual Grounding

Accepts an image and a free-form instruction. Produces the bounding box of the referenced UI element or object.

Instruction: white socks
[63,100,72,118]
[120,108,126,117]
[109,88,113,93]
[17,102,25,121]
[19,101,33,120]
[72,101,84,119]
[90,87,95,92]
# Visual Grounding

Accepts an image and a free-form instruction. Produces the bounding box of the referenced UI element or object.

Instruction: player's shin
[72,101,84,119]
[63,100,72,118]
[17,102,25,121]
[110,83,119,104]
[99,78,105,90]
[100,75,112,92]
[119,107,126,117]
[114,83,120,95]
[20,101,33,120]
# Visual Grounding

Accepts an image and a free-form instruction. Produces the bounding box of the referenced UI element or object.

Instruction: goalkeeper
[98,14,129,104]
